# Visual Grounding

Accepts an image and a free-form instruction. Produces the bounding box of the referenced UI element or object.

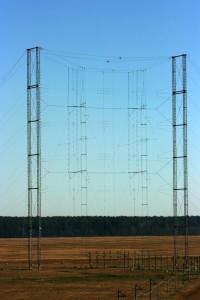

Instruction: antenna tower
[172,54,188,263]
[27,46,42,270]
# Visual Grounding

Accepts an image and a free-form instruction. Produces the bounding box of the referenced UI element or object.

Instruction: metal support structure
[172,54,188,263]
[27,46,42,270]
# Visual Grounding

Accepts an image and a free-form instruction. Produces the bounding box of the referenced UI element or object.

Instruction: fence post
[96,251,98,268]
[103,251,106,268]
[88,251,92,268]
[148,254,150,270]
[117,289,120,300]
[166,256,168,270]
[135,284,142,300]
[127,251,129,268]
[149,278,156,300]
[160,255,162,270]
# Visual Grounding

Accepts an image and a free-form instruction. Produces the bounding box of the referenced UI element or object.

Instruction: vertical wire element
[76,70,79,202]
[127,72,131,213]
[128,71,136,216]
[140,73,143,216]
[132,72,136,216]
[72,69,76,215]
[80,67,88,216]
[67,68,73,214]
[136,71,139,214]
[27,46,41,270]
[144,70,149,218]
[112,70,116,216]
[128,71,146,217]
[141,70,148,218]
[140,71,144,217]
[75,70,80,214]
[69,68,88,216]
[102,71,106,215]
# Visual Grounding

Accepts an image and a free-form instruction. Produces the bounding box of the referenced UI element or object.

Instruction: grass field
[0,236,200,299]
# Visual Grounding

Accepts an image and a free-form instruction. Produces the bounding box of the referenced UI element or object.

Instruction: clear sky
[0,0,200,217]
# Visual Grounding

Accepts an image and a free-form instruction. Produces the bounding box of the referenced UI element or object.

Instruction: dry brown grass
[0,236,199,299]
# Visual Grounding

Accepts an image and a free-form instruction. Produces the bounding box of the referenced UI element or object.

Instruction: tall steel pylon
[172,54,188,263]
[27,46,42,270]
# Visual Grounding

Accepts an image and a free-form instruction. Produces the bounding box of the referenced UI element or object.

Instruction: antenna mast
[27,46,42,270]
[172,54,188,264]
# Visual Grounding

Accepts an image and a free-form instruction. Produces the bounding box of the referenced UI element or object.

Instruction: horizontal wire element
[44,48,169,61]
[68,171,146,174]
[43,103,146,110]
[42,49,169,72]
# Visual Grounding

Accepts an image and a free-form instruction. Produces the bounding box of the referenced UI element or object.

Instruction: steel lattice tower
[172,54,188,264]
[27,47,42,270]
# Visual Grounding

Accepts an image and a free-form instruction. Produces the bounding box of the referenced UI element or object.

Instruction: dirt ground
[0,236,200,299]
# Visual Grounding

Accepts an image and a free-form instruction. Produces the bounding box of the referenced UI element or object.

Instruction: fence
[118,272,200,299]
[87,251,200,272]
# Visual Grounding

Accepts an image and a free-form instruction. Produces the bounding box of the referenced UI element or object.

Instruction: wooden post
[88,251,92,268]
[166,256,168,270]
[134,252,136,269]
[141,251,143,266]
[135,284,142,300]
[148,254,150,270]
[127,251,129,268]
[117,289,120,300]
[119,251,122,268]
[197,256,200,273]
[103,251,106,268]
[96,251,98,268]
[160,255,162,270]
[150,278,156,300]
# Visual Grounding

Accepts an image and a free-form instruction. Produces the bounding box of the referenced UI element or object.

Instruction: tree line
[0,216,199,238]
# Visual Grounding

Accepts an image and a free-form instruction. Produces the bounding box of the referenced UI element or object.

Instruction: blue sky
[1,0,200,217]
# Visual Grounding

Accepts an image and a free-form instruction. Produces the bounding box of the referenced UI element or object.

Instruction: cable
[0,51,26,88]
[44,47,169,60]
[43,49,169,73]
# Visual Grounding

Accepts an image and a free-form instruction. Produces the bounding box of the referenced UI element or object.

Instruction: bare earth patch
[0,236,199,299]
